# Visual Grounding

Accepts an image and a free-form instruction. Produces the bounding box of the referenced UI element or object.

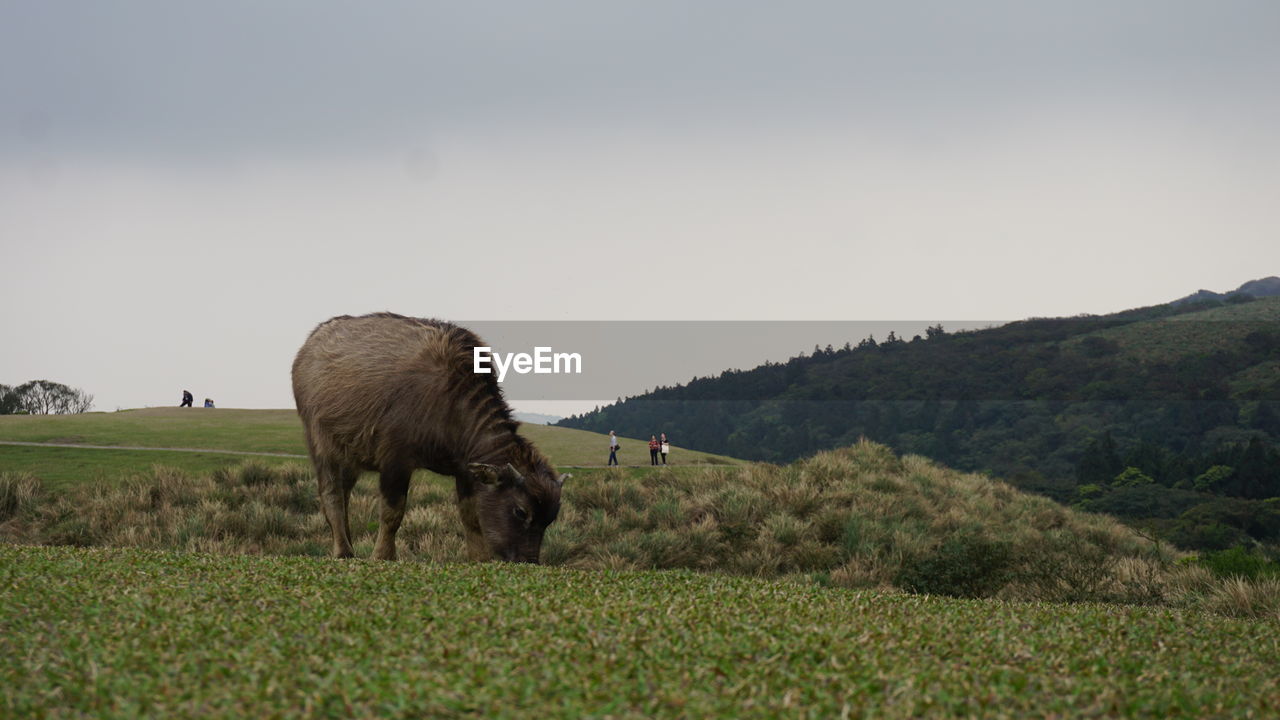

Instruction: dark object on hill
[292,313,567,562]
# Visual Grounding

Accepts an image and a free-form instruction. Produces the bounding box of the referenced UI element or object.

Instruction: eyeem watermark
[474,347,583,382]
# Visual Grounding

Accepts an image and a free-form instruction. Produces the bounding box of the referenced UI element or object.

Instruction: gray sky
[2,1,1278,413]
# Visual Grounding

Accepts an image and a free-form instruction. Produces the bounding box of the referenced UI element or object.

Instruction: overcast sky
[2,1,1278,413]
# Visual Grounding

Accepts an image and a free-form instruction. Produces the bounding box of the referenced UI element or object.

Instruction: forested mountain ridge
[560,294,1280,551]
[1172,275,1280,306]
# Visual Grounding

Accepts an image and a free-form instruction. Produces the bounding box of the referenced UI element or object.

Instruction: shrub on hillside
[894,527,1015,598]
[239,462,277,487]
[1019,530,1121,602]
[1197,547,1280,580]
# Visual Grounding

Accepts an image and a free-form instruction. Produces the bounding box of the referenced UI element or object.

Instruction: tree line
[0,380,94,415]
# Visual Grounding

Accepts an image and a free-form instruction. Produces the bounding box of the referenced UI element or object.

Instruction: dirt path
[562,464,738,468]
[560,464,739,468]
[0,441,737,469]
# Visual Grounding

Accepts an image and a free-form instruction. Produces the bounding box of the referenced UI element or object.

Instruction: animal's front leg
[373,467,411,561]
[454,477,492,561]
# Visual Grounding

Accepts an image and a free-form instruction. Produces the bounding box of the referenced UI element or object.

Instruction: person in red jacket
[648,435,660,465]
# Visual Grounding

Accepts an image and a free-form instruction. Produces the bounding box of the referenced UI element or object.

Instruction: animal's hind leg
[372,466,411,561]
[340,469,359,552]
[317,459,357,558]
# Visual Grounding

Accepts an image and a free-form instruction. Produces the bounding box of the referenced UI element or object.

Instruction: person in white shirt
[608,430,619,466]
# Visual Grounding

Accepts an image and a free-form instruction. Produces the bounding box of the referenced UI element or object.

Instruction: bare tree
[10,380,95,415]
[15,380,59,414]
[63,388,95,414]
[0,384,19,414]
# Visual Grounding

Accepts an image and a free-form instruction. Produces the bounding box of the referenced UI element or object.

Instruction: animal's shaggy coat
[292,313,563,562]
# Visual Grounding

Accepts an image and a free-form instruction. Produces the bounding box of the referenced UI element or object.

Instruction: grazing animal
[291,313,567,562]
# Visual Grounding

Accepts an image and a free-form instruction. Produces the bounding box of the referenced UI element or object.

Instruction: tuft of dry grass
[1202,577,1280,622]
[0,472,42,522]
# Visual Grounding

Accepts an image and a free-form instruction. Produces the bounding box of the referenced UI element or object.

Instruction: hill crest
[1173,275,1280,305]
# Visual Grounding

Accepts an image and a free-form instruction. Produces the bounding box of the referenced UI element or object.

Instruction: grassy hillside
[8,439,1277,616]
[2,544,1277,718]
[1067,294,1280,363]
[0,408,738,486]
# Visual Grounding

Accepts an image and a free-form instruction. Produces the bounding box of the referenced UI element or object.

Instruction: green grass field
[3,544,1277,719]
[0,408,308,454]
[0,408,738,485]
[0,444,301,489]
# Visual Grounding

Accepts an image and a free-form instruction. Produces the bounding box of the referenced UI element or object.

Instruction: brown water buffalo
[291,313,566,562]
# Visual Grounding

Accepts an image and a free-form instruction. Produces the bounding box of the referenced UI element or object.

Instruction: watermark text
[474,346,582,382]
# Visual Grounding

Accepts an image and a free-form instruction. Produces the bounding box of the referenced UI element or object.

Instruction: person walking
[180,390,193,408]
[608,430,619,466]
[660,432,670,465]
[648,435,660,466]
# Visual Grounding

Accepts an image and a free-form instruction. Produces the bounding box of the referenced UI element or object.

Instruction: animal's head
[467,461,566,563]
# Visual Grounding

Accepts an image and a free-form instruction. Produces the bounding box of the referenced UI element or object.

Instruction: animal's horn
[505,463,526,487]
[556,473,571,486]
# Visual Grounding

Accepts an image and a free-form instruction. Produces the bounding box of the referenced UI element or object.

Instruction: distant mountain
[1238,276,1280,296]
[513,411,564,426]
[1172,276,1280,305]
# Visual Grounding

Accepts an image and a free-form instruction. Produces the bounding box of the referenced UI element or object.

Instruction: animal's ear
[503,463,526,488]
[556,473,571,487]
[468,463,502,485]
[468,463,526,487]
